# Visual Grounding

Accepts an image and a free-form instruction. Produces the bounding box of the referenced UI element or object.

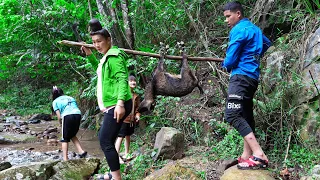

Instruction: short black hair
[223,1,244,16]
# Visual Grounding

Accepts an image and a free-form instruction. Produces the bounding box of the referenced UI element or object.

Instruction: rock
[303,26,320,69]
[0,132,37,143]
[0,161,12,171]
[300,63,320,104]
[312,165,320,174]
[300,176,320,180]
[0,135,14,144]
[29,131,37,135]
[27,119,41,124]
[0,161,59,180]
[262,51,285,94]
[48,134,57,139]
[15,121,28,127]
[20,125,29,131]
[144,162,200,180]
[300,25,320,104]
[44,127,58,134]
[153,127,184,160]
[220,165,275,180]
[206,159,238,180]
[51,158,100,179]
[300,119,318,141]
[47,139,58,146]
[311,165,320,179]
[5,116,22,123]
[29,113,52,121]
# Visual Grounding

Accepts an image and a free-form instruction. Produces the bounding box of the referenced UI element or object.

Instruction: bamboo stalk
[58,40,224,62]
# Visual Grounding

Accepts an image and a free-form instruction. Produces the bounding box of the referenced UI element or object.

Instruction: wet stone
[0,161,12,171]
[27,119,41,124]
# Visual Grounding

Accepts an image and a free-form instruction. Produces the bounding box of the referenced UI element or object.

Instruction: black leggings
[98,100,132,171]
[225,74,258,137]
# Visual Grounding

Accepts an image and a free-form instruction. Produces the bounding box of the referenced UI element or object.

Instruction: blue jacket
[222,18,271,80]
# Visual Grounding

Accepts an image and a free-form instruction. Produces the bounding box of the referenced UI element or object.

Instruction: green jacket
[87,46,132,107]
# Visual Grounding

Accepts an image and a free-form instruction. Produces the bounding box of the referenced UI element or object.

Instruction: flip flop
[95,173,113,180]
[237,155,269,170]
[121,154,134,162]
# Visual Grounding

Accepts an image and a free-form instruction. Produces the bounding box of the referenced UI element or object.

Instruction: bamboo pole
[58,40,223,62]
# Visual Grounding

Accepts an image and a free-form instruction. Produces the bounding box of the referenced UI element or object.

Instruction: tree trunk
[95,0,126,47]
[121,0,134,49]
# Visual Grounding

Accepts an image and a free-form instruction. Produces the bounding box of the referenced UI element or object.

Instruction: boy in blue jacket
[222,1,271,170]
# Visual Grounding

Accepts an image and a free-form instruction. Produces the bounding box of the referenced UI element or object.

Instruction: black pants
[225,74,258,137]
[98,100,132,171]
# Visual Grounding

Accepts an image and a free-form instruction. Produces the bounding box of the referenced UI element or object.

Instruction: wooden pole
[58,40,224,62]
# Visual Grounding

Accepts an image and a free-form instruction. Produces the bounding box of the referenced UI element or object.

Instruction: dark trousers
[225,74,258,137]
[99,100,132,171]
[61,114,81,142]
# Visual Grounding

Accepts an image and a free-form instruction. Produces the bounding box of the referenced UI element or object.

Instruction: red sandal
[238,156,247,163]
[237,156,269,170]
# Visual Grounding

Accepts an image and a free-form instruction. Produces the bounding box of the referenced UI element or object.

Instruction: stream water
[0,119,104,165]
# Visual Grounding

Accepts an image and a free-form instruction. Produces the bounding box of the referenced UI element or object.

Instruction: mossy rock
[50,157,100,180]
[0,161,58,180]
[220,165,275,180]
[144,162,200,180]
[0,132,38,143]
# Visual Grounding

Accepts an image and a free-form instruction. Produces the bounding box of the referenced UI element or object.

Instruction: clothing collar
[232,18,248,29]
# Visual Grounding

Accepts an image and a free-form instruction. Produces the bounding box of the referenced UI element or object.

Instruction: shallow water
[0,120,105,159]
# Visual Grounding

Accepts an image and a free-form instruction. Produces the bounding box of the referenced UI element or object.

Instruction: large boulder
[29,113,52,122]
[299,63,320,104]
[50,157,100,179]
[298,25,320,108]
[0,133,37,144]
[153,127,184,160]
[262,51,285,94]
[0,158,100,179]
[303,26,320,69]
[144,162,200,180]
[0,161,59,180]
[220,165,275,180]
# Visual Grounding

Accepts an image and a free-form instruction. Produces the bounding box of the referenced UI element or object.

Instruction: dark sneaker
[79,151,87,158]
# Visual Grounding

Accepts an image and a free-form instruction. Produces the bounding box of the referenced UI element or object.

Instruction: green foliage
[301,0,320,14]
[0,84,51,115]
[286,144,320,170]
[209,128,243,160]
[123,153,167,180]
[0,0,96,90]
